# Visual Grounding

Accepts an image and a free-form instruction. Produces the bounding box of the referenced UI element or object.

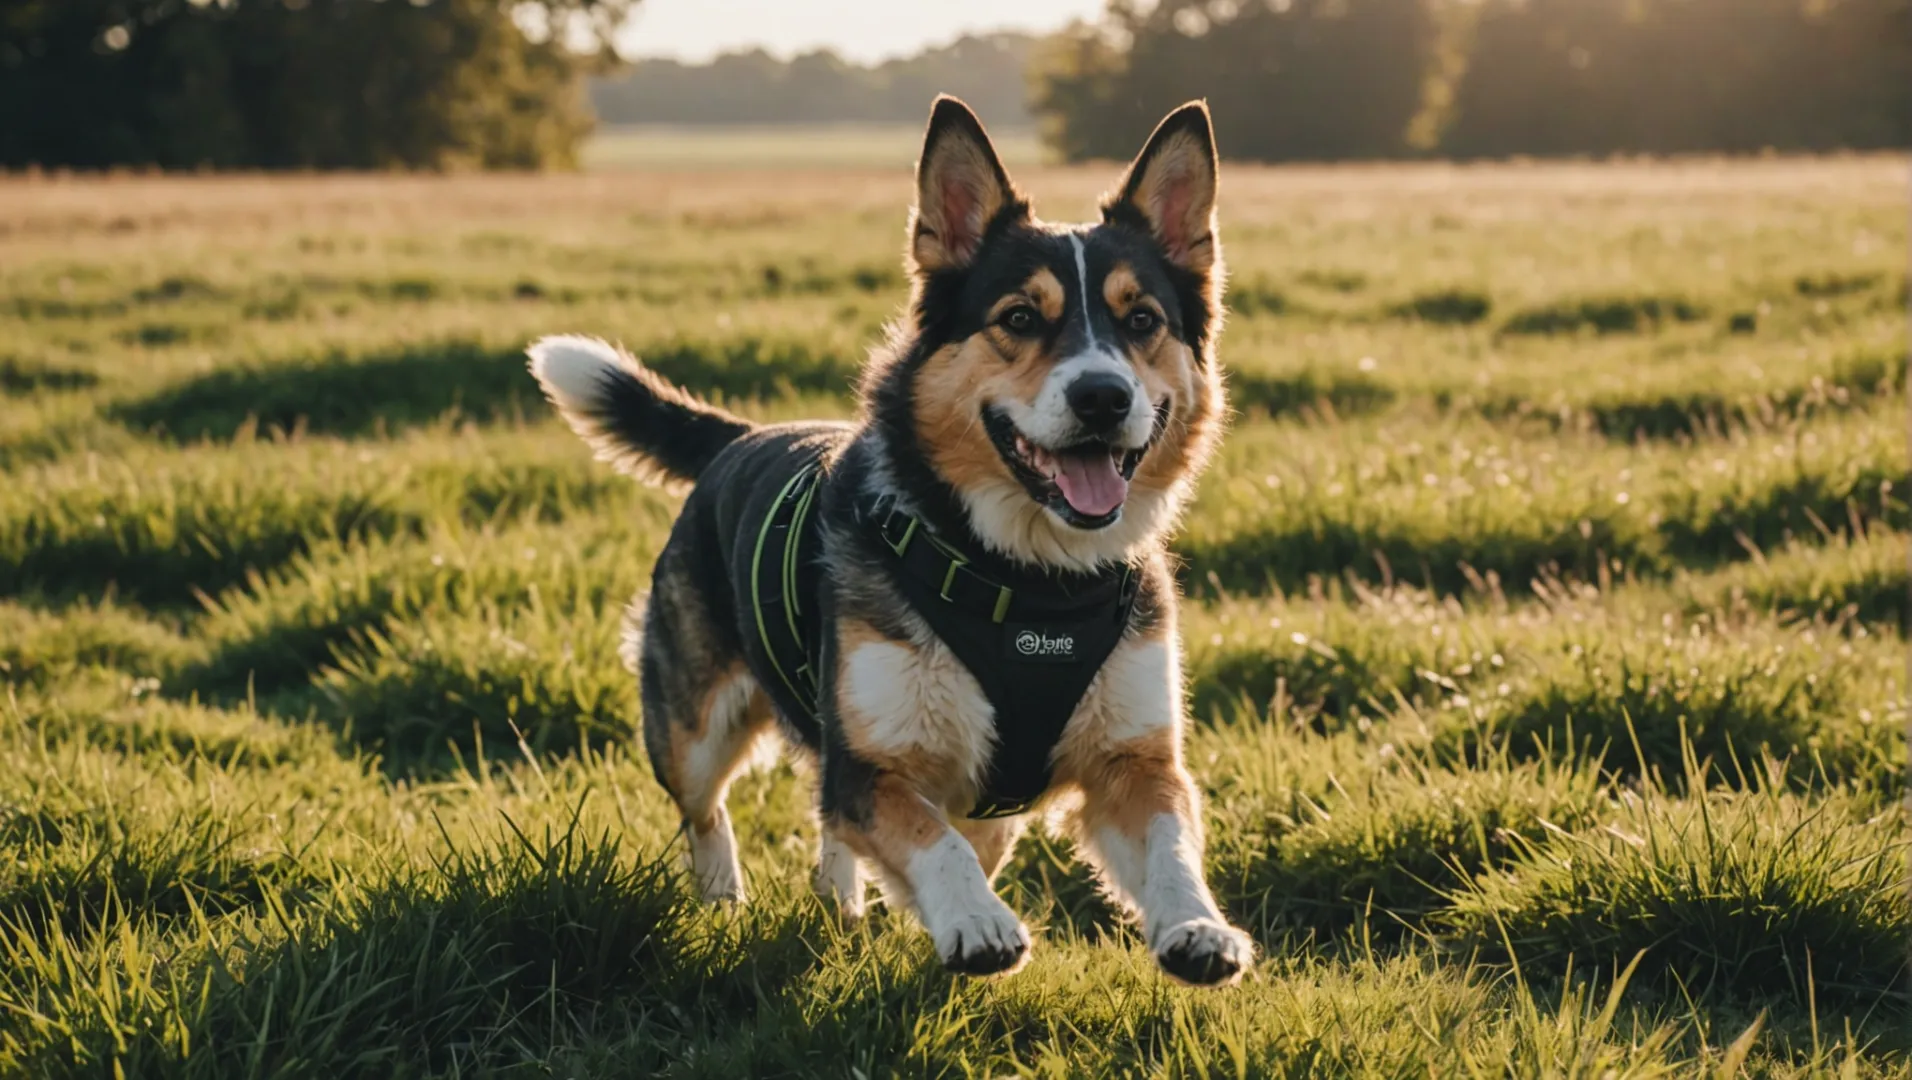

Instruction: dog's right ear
[909,95,1025,275]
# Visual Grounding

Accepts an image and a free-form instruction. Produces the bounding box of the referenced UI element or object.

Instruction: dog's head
[866,96,1227,572]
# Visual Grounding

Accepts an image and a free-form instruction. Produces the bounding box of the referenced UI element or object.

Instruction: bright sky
[614,0,1107,64]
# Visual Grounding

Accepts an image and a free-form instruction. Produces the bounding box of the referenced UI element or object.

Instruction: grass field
[0,156,1906,1076]
[583,123,1051,170]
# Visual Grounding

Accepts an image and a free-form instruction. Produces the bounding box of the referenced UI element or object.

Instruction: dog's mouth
[981,401,1170,531]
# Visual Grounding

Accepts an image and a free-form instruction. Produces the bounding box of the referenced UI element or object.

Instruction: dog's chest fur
[835,609,1178,812]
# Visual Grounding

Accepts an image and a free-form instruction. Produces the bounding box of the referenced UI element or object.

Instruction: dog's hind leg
[638,574,774,904]
[814,825,866,918]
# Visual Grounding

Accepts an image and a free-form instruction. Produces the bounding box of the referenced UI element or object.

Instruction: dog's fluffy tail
[527,335,754,487]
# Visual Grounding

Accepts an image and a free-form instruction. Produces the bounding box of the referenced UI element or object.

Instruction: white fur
[1090,812,1252,982]
[907,827,1030,969]
[955,477,1176,573]
[1002,350,1152,451]
[526,334,690,488]
[688,806,745,902]
[683,669,758,799]
[680,668,761,903]
[527,334,620,416]
[1003,235,1152,452]
[1093,639,1181,745]
[815,830,866,918]
[1139,812,1224,938]
[1070,235,1100,349]
[841,639,996,799]
[1086,814,1222,940]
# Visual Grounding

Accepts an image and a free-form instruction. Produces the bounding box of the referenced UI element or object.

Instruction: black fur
[581,358,753,484]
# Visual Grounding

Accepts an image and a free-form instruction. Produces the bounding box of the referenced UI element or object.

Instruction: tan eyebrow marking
[987,267,1065,324]
[1103,264,1149,315]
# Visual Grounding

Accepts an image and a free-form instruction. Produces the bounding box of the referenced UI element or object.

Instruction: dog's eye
[1000,306,1041,335]
[1126,309,1160,336]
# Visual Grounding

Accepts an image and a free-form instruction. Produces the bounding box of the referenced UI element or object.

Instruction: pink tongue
[1053,451,1129,518]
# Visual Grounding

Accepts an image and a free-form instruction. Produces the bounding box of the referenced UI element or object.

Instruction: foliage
[590,32,1038,127]
[1031,0,1912,161]
[0,0,636,170]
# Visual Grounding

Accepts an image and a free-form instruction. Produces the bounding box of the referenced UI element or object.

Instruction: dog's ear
[1103,101,1220,277]
[909,95,1025,275]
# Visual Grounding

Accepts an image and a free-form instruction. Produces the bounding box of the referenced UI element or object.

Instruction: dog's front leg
[829,774,1031,975]
[1073,735,1253,986]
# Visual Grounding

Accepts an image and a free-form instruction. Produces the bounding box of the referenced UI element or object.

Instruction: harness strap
[869,506,1135,627]
[862,503,1140,819]
[751,465,824,720]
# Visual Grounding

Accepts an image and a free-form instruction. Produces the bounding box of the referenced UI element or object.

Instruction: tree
[1440,0,1912,158]
[0,0,638,170]
[1031,0,1443,162]
[1031,0,1911,162]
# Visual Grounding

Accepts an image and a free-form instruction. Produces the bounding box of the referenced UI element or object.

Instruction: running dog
[527,95,1249,985]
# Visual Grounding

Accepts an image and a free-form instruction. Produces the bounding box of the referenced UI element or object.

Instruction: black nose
[1066,372,1133,430]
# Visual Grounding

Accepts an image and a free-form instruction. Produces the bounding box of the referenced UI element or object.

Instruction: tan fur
[1111,129,1220,276]
[956,816,1028,881]
[836,773,955,867]
[912,337,1047,492]
[910,131,1017,273]
[1102,264,1147,316]
[1056,721,1194,830]
[1021,267,1066,323]
[907,266,1224,572]
[664,662,774,829]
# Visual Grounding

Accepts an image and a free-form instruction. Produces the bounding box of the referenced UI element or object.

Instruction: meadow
[0,154,1906,1076]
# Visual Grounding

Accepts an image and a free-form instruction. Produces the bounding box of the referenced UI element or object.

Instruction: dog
[527,95,1250,985]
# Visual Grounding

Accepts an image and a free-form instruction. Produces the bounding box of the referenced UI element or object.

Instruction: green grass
[0,158,1905,1076]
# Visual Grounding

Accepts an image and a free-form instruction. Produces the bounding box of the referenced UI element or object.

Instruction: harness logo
[1013,628,1077,660]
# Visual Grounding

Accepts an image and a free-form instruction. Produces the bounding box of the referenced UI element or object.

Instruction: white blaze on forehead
[1068,233,1099,346]
[994,233,1152,452]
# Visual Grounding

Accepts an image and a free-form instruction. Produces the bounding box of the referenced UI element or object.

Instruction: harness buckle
[939,552,968,601]
[885,513,918,557]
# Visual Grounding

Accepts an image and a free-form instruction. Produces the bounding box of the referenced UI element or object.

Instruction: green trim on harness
[751,465,822,719]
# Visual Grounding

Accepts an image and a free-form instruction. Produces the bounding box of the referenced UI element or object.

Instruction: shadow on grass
[1175,515,1655,599]
[1387,288,1493,326]
[1230,369,1397,420]
[111,336,860,444]
[1,356,99,396]
[1501,293,1708,336]
[1473,347,1905,441]
[1178,459,1904,600]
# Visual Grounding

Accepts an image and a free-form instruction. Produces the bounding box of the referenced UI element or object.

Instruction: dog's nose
[1066,372,1133,430]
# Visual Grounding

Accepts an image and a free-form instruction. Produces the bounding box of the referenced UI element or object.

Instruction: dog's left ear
[910,95,1025,275]
[1103,101,1220,277]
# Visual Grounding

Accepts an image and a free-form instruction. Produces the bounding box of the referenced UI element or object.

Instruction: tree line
[589,33,1035,127]
[0,0,630,170]
[1033,0,1910,162]
[2,0,1904,169]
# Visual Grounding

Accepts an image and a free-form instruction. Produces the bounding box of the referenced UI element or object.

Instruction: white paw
[932,901,1031,975]
[814,843,866,920]
[1152,918,1253,986]
[688,827,746,904]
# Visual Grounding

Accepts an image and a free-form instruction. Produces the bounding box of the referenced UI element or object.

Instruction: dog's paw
[1153,918,1252,987]
[933,905,1031,976]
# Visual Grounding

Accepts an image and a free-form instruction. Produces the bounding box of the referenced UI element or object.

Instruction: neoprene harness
[750,466,1140,819]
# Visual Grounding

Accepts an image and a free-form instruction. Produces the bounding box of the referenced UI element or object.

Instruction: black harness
[750,470,1139,819]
